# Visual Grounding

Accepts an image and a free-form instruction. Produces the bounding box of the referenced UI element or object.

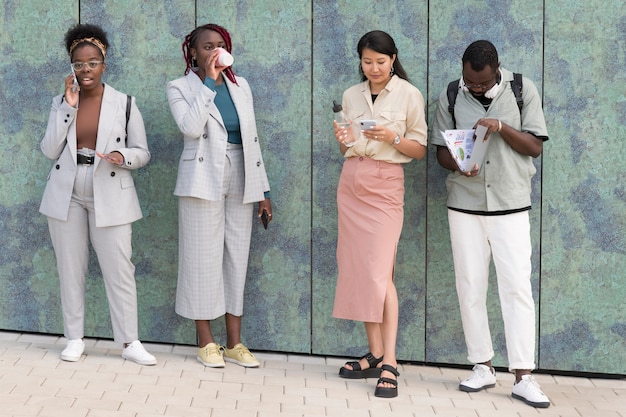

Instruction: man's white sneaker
[60,339,85,362]
[121,340,157,366]
[512,374,550,408]
[459,364,497,392]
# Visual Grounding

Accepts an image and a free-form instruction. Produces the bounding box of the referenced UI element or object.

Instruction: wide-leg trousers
[175,144,254,320]
[47,164,139,343]
[448,209,536,371]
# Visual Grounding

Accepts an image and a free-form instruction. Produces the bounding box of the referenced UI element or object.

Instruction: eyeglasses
[463,76,497,91]
[71,61,103,71]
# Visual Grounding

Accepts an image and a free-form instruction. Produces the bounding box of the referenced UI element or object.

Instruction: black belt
[77,154,95,165]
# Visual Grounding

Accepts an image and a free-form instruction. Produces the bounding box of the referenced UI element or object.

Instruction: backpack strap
[510,72,523,113]
[447,79,460,129]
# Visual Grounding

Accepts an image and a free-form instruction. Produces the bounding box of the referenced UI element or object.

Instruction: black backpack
[447,72,523,129]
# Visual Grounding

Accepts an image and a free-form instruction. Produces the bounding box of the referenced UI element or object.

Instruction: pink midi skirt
[332,156,405,323]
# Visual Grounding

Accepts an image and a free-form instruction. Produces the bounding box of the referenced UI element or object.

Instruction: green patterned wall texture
[425,0,547,368]
[0,0,623,374]
[540,0,626,372]
[312,0,429,363]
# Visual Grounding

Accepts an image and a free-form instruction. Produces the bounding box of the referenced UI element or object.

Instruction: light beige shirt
[432,68,548,211]
[342,75,427,164]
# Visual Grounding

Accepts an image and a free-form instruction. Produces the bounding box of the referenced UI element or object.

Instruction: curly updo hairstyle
[64,23,109,60]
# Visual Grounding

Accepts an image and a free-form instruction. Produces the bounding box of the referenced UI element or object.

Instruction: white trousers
[448,209,536,371]
[47,164,138,343]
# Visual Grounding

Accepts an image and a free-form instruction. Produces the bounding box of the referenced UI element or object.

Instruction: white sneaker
[512,374,550,408]
[459,364,497,392]
[61,339,85,362]
[121,340,157,366]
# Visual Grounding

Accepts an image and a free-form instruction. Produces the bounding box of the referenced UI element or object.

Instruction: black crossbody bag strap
[125,94,131,144]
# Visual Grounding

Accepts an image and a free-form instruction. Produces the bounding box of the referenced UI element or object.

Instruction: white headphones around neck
[460,69,502,99]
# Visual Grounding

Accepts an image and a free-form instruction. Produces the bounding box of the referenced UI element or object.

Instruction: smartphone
[359,120,377,130]
[70,65,79,93]
[261,210,269,229]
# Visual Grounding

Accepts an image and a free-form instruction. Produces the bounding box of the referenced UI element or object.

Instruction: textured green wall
[540,0,626,372]
[312,1,429,363]
[425,0,546,368]
[0,0,624,375]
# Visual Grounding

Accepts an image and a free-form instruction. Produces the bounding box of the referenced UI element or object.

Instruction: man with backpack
[431,40,550,408]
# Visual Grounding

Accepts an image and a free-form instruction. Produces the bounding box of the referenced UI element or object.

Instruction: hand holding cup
[214,47,234,67]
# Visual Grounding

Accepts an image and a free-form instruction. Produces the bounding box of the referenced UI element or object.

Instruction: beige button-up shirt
[432,68,548,212]
[341,75,427,164]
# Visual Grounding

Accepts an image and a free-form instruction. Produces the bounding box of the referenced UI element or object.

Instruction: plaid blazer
[167,72,270,204]
[39,84,150,227]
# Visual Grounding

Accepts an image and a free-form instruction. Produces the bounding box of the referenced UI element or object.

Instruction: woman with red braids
[167,23,272,368]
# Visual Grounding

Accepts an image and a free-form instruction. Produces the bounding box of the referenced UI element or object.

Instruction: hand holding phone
[261,210,269,229]
[359,120,377,130]
[70,65,79,93]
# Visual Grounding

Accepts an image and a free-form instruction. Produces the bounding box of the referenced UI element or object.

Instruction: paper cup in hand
[216,48,234,66]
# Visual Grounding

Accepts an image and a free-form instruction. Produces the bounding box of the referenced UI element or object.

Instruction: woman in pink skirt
[332,30,427,398]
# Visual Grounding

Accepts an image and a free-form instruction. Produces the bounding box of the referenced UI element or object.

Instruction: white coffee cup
[215,47,234,67]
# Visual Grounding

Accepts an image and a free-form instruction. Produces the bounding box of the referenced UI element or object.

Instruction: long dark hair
[181,23,238,85]
[357,30,409,82]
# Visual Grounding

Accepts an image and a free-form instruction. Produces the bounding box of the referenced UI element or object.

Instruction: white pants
[448,209,536,371]
[47,164,138,343]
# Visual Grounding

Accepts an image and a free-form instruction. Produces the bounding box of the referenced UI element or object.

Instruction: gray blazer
[39,84,150,227]
[166,72,270,204]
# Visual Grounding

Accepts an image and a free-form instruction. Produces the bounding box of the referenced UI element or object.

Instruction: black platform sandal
[338,352,383,379]
[374,364,400,398]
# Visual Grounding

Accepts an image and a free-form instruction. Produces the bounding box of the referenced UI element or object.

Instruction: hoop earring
[390,65,395,75]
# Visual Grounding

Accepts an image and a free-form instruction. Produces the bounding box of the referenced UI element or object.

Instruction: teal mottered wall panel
[0,0,623,375]
[540,0,626,374]
[195,0,313,353]
[425,0,546,368]
[0,0,200,344]
[311,1,429,362]
[0,0,78,335]
[72,1,198,344]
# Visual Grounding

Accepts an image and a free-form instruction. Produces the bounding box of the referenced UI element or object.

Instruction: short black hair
[462,40,499,72]
[64,23,109,59]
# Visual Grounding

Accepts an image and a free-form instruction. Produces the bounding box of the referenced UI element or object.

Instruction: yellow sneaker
[223,343,260,368]
[197,343,225,368]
